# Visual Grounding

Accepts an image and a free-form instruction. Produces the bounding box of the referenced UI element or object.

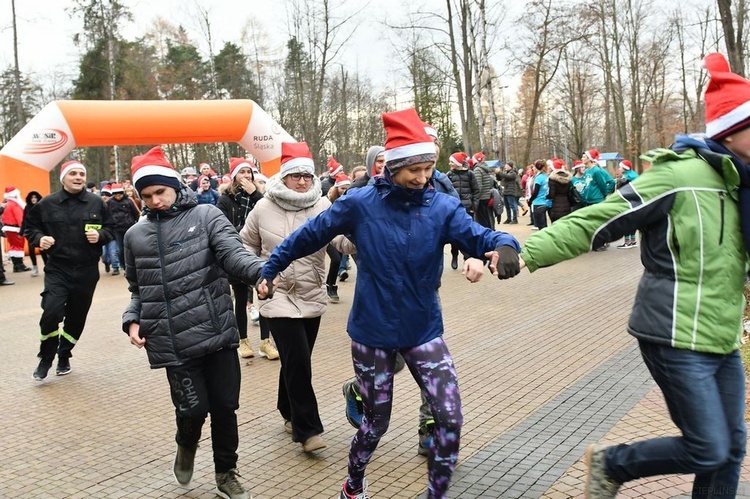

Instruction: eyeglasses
[288,173,314,181]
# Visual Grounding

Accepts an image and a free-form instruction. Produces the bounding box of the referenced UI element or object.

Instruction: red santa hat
[60,160,86,182]
[703,52,750,139]
[572,160,584,170]
[333,173,351,188]
[280,142,315,177]
[131,146,182,194]
[583,149,600,162]
[327,156,344,176]
[229,157,255,181]
[110,183,124,194]
[221,174,232,184]
[548,158,566,170]
[4,186,20,201]
[198,162,211,173]
[382,108,437,172]
[449,152,469,168]
[101,183,112,196]
[619,160,632,170]
[472,152,486,163]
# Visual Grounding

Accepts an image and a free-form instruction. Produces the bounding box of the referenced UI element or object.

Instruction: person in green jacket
[495,52,749,498]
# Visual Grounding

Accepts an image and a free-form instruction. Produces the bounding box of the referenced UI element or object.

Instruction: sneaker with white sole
[238,338,254,358]
[339,479,369,499]
[584,444,621,498]
[215,468,250,499]
[258,338,279,360]
[248,306,260,324]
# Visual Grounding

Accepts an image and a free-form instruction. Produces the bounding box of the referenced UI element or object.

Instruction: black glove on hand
[257,275,275,299]
[495,245,520,280]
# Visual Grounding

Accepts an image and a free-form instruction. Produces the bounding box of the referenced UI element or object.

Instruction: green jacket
[521,147,747,354]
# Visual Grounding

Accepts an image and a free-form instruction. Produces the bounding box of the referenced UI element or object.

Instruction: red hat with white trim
[60,160,86,182]
[583,149,600,162]
[229,157,255,181]
[472,152,486,163]
[111,183,124,193]
[423,122,439,141]
[131,146,181,194]
[703,52,750,140]
[333,173,351,188]
[619,160,632,170]
[572,160,584,170]
[449,152,468,168]
[327,156,344,176]
[280,142,315,178]
[382,108,437,172]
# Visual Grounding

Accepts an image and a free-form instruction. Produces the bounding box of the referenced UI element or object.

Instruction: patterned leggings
[346,336,463,499]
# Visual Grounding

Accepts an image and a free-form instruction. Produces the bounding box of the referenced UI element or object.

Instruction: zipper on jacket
[157,213,182,363]
[719,191,725,245]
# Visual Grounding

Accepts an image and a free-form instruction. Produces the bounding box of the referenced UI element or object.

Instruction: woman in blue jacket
[259,108,521,499]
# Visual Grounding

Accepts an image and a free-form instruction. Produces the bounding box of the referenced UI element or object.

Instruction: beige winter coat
[240,195,354,319]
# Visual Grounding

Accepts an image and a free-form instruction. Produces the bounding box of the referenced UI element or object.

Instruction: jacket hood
[672,133,740,187]
[144,184,196,219]
[366,145,385,176]
[25,191,43,205]
[549,169,571,184]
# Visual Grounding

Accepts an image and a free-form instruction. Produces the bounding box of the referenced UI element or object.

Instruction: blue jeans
[101,240,119,270]
[339,254,350,275]
[606,340,746,498]
[504,195,518,221]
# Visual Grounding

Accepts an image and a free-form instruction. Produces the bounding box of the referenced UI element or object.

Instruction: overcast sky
[2,0,515,98]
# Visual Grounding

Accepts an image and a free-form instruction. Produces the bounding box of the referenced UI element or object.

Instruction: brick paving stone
[1,223,748,498]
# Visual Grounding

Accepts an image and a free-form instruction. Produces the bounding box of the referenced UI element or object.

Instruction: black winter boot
[12,257,31,272]
[327,284,340,303]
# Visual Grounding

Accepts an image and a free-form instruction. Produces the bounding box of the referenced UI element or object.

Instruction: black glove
[495,245,520,280]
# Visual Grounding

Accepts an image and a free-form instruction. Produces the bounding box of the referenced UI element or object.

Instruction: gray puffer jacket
[122,186,265,368]
[473,162,496,201]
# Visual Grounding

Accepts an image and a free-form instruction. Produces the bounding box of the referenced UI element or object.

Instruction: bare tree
[512,0,578,165]
[717,0,748,76]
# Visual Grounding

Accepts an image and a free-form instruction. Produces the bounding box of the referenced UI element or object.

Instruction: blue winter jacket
[262,175,520,349]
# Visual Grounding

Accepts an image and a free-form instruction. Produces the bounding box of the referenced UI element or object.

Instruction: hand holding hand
[487,246,521,280]
[257,276,279,299]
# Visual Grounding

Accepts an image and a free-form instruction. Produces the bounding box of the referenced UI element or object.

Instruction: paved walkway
[1,219,748,498]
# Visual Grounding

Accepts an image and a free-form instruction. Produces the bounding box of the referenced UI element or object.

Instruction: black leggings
[230,281,269,340]
[326,245,342,287]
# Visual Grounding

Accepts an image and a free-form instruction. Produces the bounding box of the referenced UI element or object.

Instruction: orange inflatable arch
[0,100,294,196]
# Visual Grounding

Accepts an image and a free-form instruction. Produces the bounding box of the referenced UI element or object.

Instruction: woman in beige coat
[240,142,354,453]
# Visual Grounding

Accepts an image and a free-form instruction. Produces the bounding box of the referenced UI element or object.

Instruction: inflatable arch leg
[0,99,294,196]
